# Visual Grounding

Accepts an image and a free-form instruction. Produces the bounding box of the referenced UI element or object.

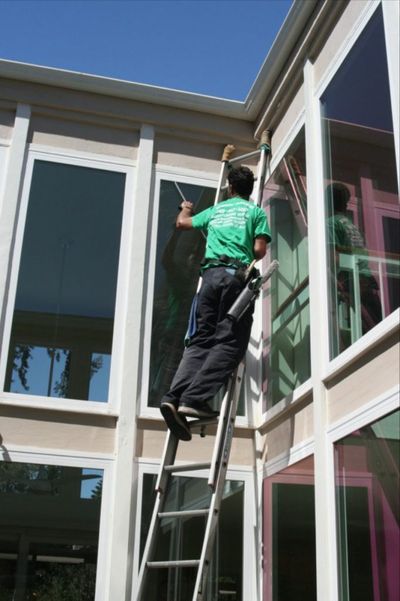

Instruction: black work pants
[161,266,253,407]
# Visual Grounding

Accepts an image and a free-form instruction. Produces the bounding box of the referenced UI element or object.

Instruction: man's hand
[176,201,194,230]
[179,200,194,212]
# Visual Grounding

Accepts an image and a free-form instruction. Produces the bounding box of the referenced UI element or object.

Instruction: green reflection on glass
[263,129,310,406]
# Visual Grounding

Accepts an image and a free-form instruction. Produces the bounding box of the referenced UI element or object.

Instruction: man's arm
[253,236,268,260]
[176,201,194,230]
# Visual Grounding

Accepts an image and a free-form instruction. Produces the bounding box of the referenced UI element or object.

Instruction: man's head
[227,166,254,199]
[328,182,351,213]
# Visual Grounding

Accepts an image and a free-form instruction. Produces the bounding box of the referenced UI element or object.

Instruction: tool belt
[201,255,259,284]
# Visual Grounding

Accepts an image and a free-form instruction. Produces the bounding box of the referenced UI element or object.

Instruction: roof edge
[0,58,246,120]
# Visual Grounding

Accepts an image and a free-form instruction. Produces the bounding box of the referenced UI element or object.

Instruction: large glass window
[335,410,399,601]
[4,160,125,402]
[0,461,103,600]
[263,456,316,601]
[148,180,214,408]
[139,474,244,600]
[321,6,400,358]
[263,129,310,407]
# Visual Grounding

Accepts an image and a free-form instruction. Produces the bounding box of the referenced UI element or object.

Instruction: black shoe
[160,402,192,441]
[178,402,219,419]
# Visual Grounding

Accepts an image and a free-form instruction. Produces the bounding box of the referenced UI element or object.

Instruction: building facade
[0,1,398,600]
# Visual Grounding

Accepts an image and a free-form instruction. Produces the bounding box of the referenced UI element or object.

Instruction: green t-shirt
[191,196,271,266]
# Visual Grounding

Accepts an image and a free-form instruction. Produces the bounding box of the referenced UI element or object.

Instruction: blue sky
[0,0,292,100]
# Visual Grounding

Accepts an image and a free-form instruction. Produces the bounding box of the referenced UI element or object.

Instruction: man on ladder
[160,165,271,441]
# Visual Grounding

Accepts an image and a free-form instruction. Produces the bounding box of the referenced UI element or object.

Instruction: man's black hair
[327,182,351,212]
[228,166,254,197]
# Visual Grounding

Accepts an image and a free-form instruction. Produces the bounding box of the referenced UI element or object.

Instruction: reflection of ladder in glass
[134,132,277,601]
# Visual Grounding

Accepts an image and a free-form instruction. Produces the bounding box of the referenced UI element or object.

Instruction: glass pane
[335,410,399,601]
[149,181,215,408]
[5,160,125,402]
[140,474,244,600]
[263,129,310,407]
[321,6,400,358]
[0,461,103,600]
[263,456,316,601]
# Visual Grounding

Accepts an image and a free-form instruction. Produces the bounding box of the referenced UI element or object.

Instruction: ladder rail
[193,365,243,600]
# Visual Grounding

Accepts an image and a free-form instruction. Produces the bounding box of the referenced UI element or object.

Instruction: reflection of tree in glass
[51,348,70,397]
[0,463,62,495]
[11,347,104,398]
[11,344,33,390]
[90,478,103,500]
[30,563,96,601]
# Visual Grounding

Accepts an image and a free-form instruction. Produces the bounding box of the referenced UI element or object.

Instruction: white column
[382,0,400,188]
[304,60,339,601]
[105,124,155,601]
[0,103,30,323]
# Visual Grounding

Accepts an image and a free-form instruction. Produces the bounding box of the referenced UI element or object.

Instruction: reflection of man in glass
[327,182,382,346]
[150,226,203,405]
[160,166,271,441]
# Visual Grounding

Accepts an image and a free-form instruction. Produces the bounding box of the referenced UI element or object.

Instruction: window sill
[258,378,313,434]
[322,308,400,384]
[0,393,119,417]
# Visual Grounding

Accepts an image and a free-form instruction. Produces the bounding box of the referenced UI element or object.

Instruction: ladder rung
[228,149,261,164]
[189,417,219,429]
[158,509,209,519]
[164,462,211,473]
[147,559,200,569]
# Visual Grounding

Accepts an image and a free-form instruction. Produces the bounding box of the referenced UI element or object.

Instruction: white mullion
[0,103,30,331]
[304,60,339,601]
[382,0,400,189]
[105,124,155,601]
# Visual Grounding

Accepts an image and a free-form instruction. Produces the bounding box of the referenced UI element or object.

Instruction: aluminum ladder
[134,132,274,601]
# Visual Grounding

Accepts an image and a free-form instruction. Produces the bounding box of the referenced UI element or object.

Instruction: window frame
[0,146,135,415]
[139,166,220,418]
[312,0,400,381]
[260,118,313,422]
[132,459,258,601]
[0,446,114,601]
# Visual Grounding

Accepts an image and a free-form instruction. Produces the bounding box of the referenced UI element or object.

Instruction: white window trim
[262,437,315,479]
[0,148,135,416]
[327,384,399,444]
[267,112,305,175]
[132,460,258,601]
[382,0,400,188]
[0,447,114,601]
[0,144,8,214]
[259,377,313,431]
[27,142,136,169]
[323,308,399,383]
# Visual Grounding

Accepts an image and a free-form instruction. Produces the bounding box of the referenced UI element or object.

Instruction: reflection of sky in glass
[321,7,393,132]
[10,346,68,397]
[88,353,110,402]
[80,468,103,499]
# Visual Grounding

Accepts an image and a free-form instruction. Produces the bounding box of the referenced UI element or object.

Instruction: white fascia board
[0,58,245,120]
[244,0,319,118]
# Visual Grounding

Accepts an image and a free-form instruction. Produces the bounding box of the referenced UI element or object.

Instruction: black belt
[201,255,249,270]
